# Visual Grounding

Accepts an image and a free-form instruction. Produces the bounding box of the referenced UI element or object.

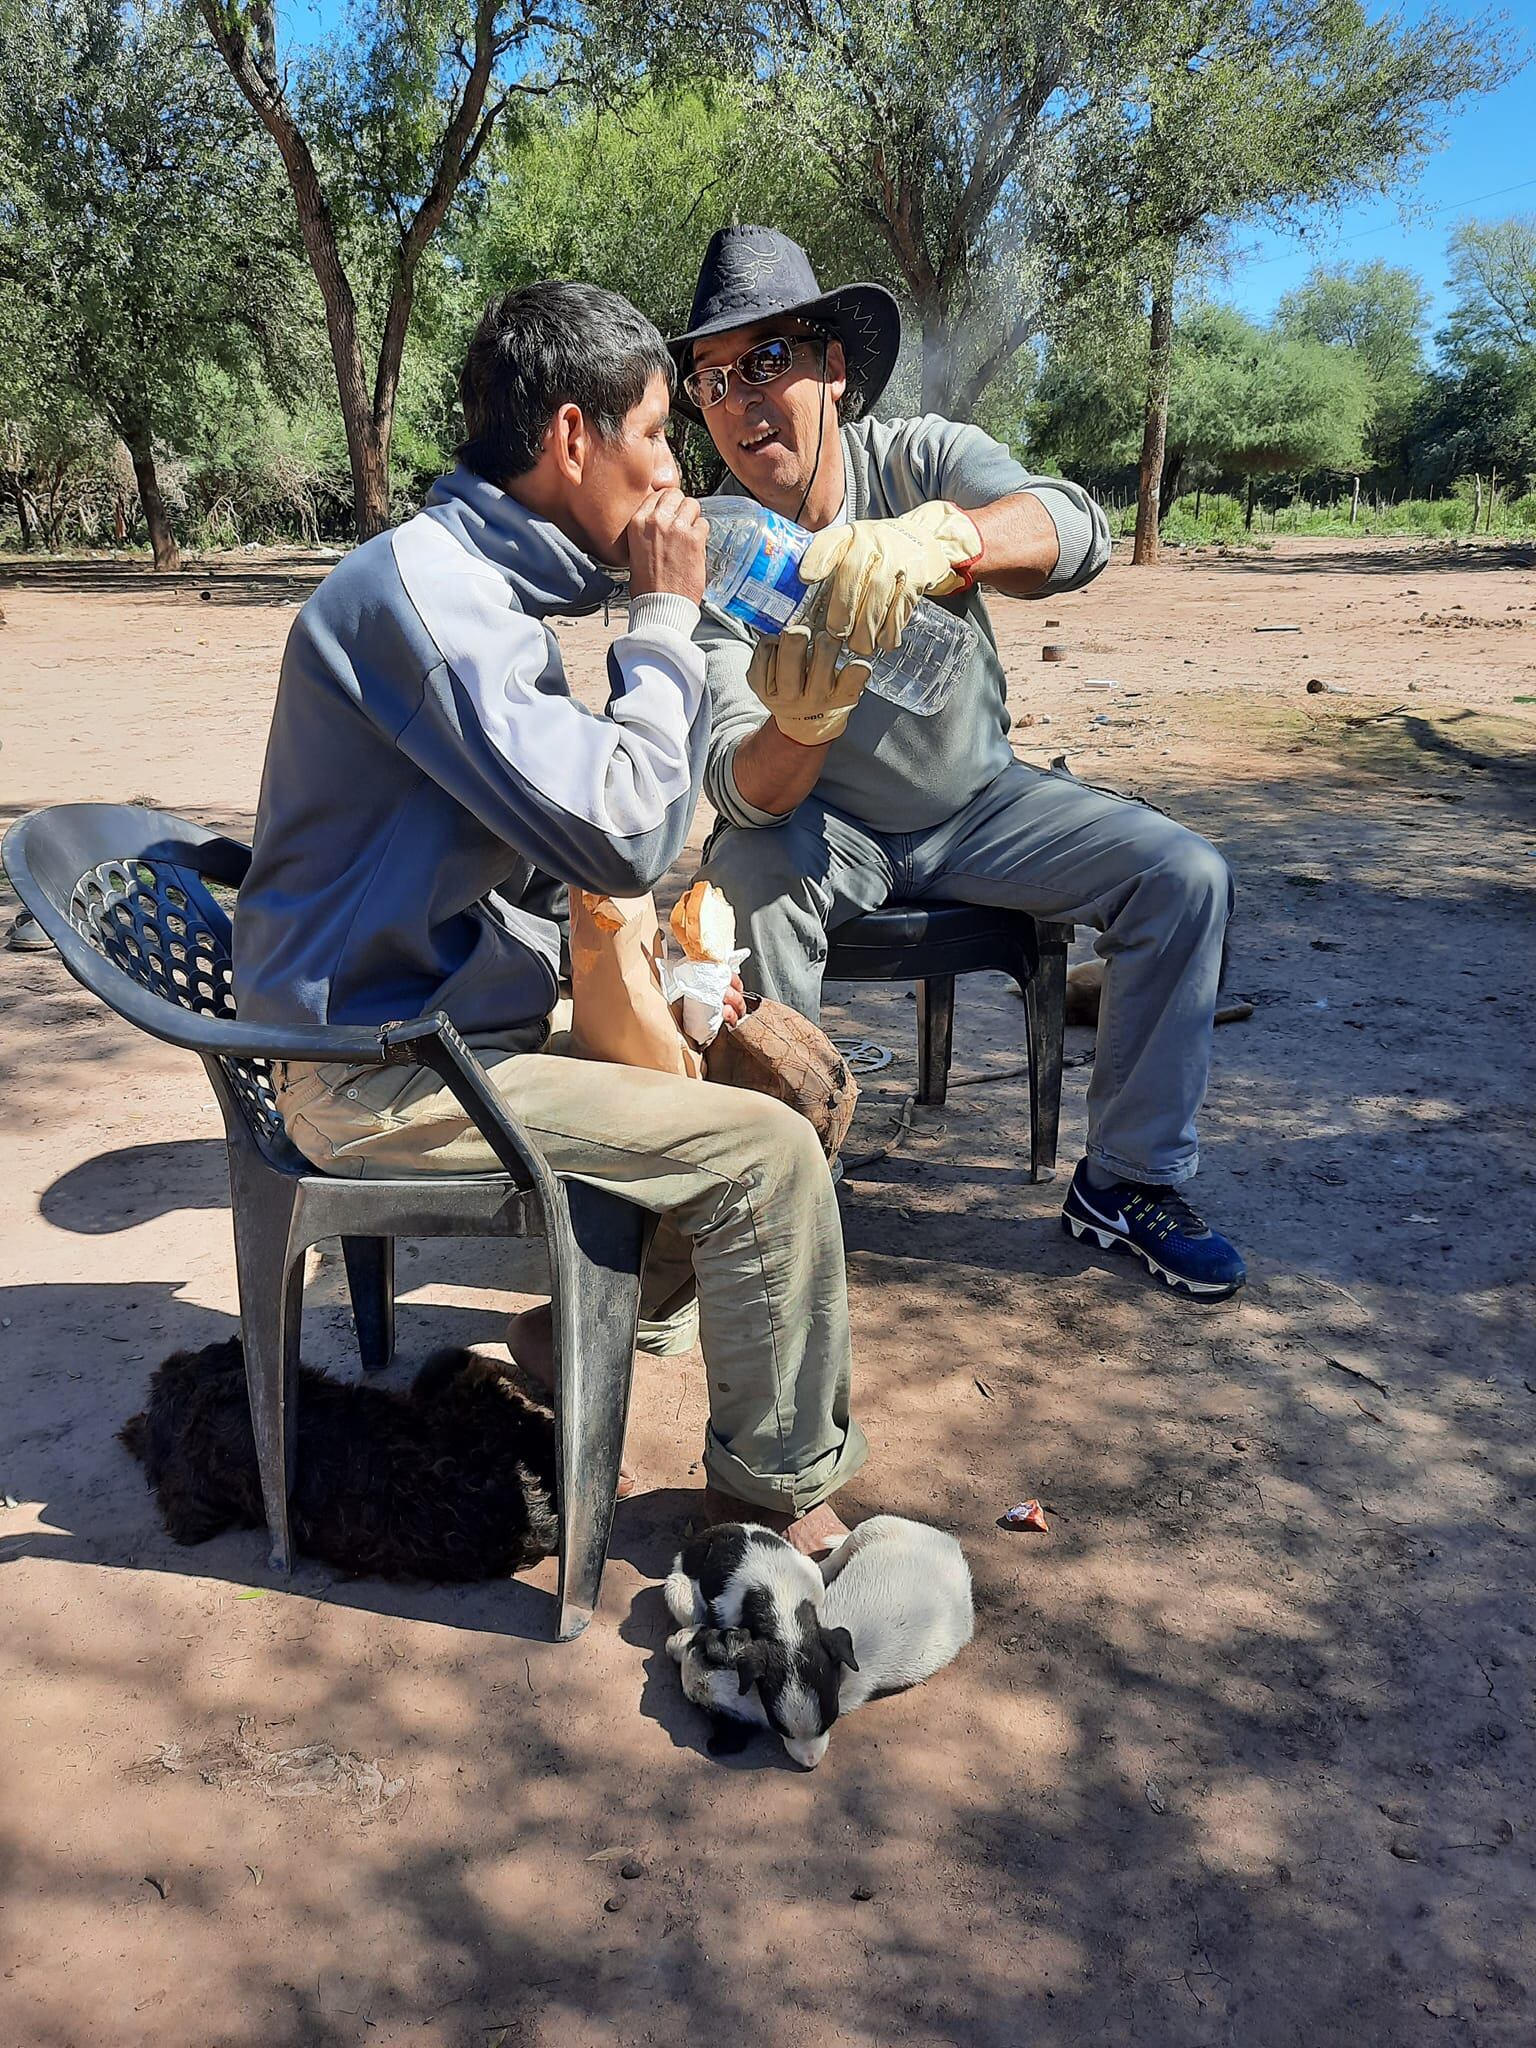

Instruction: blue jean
[698,760,1233,1187]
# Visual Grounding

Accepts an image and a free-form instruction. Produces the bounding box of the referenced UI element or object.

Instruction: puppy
[120,1337,557,1580]
[819,1515,973,1711]
[665,1522,857,1768]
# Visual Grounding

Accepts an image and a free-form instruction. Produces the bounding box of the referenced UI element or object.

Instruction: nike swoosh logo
[1075,1188,1129,1234]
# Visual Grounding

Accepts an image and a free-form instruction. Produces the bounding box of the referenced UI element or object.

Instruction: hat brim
[667,281,901,426]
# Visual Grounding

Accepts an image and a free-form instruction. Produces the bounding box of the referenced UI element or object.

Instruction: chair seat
[825,900,1039,984]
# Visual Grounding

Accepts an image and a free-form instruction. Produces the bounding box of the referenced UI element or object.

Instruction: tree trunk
[199,0,514,545]
[1194,484,1203,519]
[1487,466,1498,533]
[1350,476,1360,525]
[920,312,955,415]
[1473,473,1483,528]
[123,425,181,571]
[14,489,33,551]
[1244,477,1256,531]
[1132,252,1178,567]
[114,494,127,544]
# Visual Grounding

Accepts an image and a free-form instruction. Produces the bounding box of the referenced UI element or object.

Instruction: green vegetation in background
[0,0,1530,561]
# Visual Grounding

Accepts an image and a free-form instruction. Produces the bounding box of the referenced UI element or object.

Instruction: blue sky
[1203,0,1536,347]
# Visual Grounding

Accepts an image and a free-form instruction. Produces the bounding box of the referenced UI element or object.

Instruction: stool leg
[916,974,955,1106]
[1025,926,1069,1182]
[342,1236,395,1374]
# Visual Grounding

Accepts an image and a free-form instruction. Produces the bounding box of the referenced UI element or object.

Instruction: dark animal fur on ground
[119,1337,558,1581]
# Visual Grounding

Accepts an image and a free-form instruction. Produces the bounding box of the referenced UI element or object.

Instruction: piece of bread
[669,881,737,963]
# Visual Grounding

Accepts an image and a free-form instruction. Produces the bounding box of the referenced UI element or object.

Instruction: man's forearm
[969,491,1061,597]
[726,718,832,818]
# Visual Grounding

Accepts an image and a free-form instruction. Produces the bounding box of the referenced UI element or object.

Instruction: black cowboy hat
[668,225,901,425]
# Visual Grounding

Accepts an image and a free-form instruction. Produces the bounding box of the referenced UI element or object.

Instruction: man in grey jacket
[234,282,865,1554]
[675,229,1245,1300]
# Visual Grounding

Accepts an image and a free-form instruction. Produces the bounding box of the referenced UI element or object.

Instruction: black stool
[823,902,1070,1182]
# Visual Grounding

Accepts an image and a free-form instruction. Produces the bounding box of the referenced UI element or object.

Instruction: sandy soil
[2,535,1534,2047]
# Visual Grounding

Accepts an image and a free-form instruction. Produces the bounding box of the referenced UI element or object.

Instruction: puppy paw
[666,1626,699,1665]
[663,1568,703,1626]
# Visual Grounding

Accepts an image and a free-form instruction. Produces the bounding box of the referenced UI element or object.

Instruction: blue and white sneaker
[1061,1161,1246,1300]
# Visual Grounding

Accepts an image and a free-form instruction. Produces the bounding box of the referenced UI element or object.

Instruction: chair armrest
[379,1012,552,1196]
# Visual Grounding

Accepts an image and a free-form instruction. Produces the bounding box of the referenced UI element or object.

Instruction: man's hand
[747,612,873,746]
[626,489,706,605]
[800,501,983,657]
[722,972,746,1028]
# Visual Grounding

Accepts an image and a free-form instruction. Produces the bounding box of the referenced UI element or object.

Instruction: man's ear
[821,1624,859,1673]
[546,401,587,484]
[824,336,848,410]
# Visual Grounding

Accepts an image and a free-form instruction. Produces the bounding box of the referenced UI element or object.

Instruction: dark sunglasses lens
[740,338,795,384]
[684,368,726,407]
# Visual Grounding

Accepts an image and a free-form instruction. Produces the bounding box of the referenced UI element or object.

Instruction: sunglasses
[682,332,826,410]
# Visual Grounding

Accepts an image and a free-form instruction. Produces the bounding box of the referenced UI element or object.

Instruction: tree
[1275,260,1430,476]
[457,82,876,484]
[198,0,569,539]
[0,0,308,567]
[1026,303,1369,518]
[1101,0,1515,564]
[1406,348,1536,497]
[1442,213,1536,354]
[639,0,1136,416]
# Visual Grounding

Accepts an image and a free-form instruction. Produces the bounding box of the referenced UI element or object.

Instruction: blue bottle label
[721,515,809,636]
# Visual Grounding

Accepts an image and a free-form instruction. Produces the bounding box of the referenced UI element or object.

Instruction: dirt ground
[2,534,1534,2048]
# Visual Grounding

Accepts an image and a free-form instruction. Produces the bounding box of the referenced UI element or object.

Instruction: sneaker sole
[1062,1211,1244,1301]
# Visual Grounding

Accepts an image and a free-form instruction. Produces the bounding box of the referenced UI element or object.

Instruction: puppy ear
[821,1625,859,1673]
[734,1639,772,1695]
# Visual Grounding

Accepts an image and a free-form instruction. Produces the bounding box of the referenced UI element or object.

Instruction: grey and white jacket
[700,414,1112,837]
[233,464,707,1045]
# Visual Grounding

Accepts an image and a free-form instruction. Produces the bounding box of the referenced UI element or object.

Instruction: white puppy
[818,1514,973,1711]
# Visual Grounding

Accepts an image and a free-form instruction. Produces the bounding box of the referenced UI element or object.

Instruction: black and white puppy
[665,1522,857,1769]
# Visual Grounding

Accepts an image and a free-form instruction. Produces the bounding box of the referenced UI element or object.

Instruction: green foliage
[1028,304,1369,487]
[1120,489,1536,542]
[1405,346,1536,493]
[0,0,313,545]
[1274,259,1429,468]
[1442,213,1536,355]
[463,84,849,342]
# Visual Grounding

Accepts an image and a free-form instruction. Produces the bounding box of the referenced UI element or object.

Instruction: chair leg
[228,1174,306,1572]
[915,974,956,1106]
[548,1179,653,1642]
[1025,924,1069,1183]
[342,1236,395,1374]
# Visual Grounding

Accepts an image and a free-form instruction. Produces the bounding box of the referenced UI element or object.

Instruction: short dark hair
[457,281,675,483]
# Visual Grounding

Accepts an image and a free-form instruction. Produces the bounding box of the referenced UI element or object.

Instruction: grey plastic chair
[3,802,653,1639]
[823,903,1069,1181]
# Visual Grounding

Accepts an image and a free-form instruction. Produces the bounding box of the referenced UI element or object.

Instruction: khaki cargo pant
[273,1029,867,1514]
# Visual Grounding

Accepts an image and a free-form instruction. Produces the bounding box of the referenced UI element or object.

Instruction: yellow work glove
[798,501,984,658]
[747,612,874,746]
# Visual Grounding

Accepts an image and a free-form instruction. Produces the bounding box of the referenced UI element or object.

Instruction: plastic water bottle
[701,496,975,717]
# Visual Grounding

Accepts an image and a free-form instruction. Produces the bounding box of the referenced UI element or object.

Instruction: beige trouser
[273,1032,867,1513]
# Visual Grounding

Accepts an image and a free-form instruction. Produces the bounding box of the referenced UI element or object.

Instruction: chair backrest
[7,804,291,1159]
[71,848,288,1153]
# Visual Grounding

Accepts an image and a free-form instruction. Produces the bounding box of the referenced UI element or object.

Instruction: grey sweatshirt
[700,414,1111,835]
[233,464,707,1046]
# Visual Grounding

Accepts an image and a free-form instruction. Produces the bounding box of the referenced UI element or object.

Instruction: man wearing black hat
[673,227,1246,1301]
